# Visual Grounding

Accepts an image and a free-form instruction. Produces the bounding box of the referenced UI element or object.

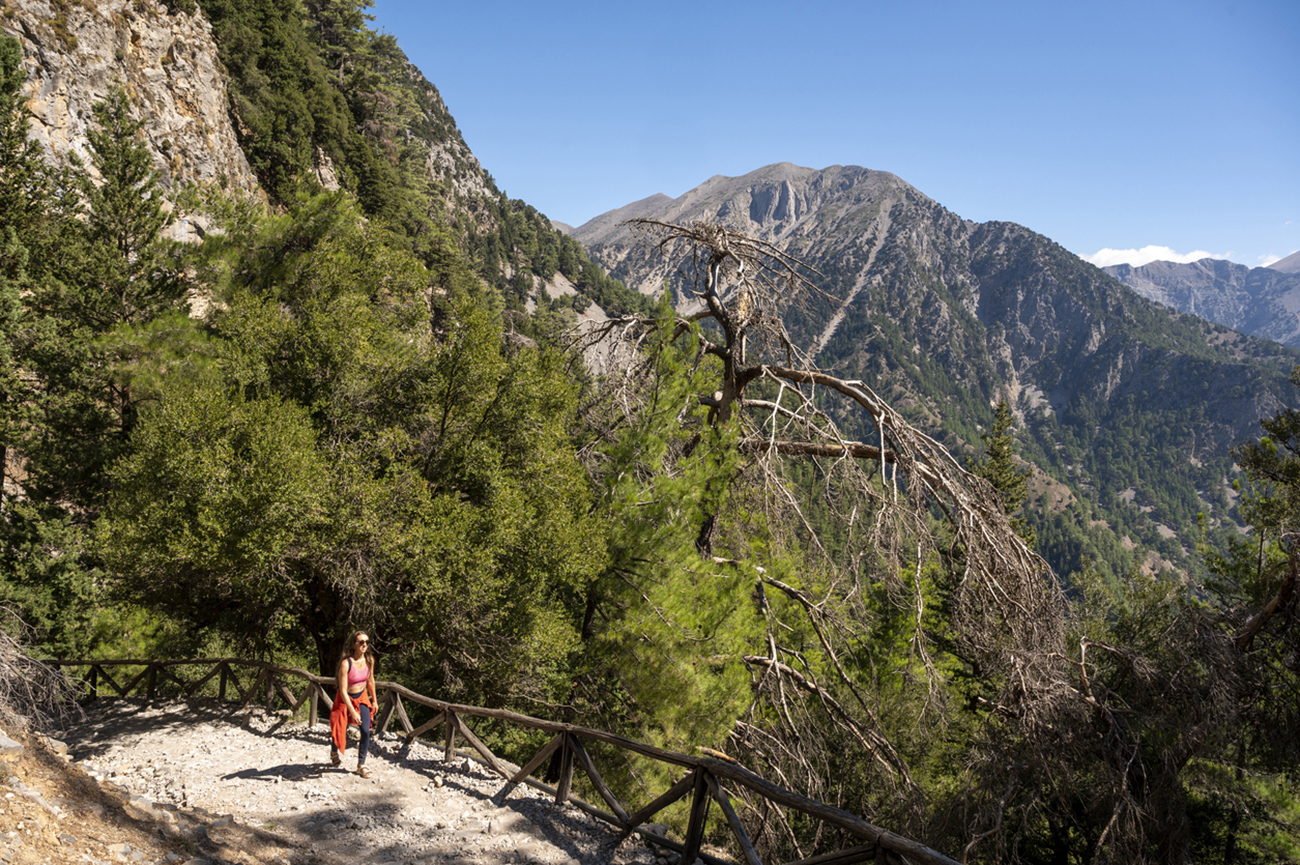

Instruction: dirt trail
[19,698,665,865]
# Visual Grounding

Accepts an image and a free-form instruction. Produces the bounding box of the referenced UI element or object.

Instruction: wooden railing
[48,657,958,865]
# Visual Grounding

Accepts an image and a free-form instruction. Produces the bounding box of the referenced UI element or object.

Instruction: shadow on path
[58,698,657,865]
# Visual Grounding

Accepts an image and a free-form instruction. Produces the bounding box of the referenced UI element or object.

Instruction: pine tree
[66,87,178,331]
[0,35,106,657]
[1232,365,1300,540]
[0,34,48,506]
[100,194,605,693]
[969,398,1035,546]
[23,88,184,512]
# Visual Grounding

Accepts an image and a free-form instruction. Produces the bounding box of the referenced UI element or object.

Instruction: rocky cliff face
[1,0,497,240]
[574,163,1300,576]
[1104,258,1300,349]
[2,0,261,238]
[3,0,581,303]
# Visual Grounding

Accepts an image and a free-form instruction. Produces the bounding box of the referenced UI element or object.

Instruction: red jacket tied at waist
[330,689,376,754]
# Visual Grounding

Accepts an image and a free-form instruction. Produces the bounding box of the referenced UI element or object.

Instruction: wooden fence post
[146,663,158,701]
[571,736,629,824]
[218,665,228,702]
[405,710,447,745]
[681,769,711,865]
[555,733,575,806]
[444,710,457,762]
[496,732,563,801]
[239,669,265,712]
[617,772,697,843]
[706,773,762,865]
[374,690,396,733]
[390,693,414,736]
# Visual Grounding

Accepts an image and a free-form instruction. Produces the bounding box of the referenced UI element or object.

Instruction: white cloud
[1082,245,1226,268]
[1259,253,1282,267]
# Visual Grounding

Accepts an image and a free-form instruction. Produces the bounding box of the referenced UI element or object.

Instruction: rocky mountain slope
[1269,249,1300,274]
[2,0,493,211]
[2,0,260,238]
[574,163,1300,579]
[1104,257,1300,348]
[0,0,486,203]
[1,0,629,313]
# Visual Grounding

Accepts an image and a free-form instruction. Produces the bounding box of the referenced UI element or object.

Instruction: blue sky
[369,0,1299,269]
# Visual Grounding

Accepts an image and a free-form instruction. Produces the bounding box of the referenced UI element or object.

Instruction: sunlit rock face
[3,0,262,239]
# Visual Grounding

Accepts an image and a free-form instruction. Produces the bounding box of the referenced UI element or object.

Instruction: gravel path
[56,699,666,865]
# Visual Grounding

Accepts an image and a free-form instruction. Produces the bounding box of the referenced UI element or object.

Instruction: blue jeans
[331,700,372,765]
[356,703,371,766]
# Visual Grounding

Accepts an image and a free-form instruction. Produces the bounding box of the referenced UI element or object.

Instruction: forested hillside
[3,3,1300,864]
[194,0,645,314]
[575,164,1300,585]
[3,0,644,320]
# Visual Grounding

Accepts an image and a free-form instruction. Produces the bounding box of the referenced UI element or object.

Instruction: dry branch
[578,217,1076,861]
[0,608,82,729]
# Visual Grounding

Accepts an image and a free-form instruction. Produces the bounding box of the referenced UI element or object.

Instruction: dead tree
[0,607,83,729]
[578,218,1071,858]
[583,219,1300,863]
[615,217,1060,649]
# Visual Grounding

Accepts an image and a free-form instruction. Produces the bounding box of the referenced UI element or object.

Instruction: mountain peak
[573,162,919,262]
[1268,249,1300,274]
[575,161,1300,582]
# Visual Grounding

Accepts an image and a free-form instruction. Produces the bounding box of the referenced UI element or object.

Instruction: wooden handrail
[47,657,959,865]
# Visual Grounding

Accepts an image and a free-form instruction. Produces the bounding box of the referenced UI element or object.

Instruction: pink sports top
[347,658,369,686]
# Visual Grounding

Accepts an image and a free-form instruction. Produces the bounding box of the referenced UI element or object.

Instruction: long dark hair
[339,630,375,673]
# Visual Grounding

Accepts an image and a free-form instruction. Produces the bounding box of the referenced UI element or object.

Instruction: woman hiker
[330,630,377,777]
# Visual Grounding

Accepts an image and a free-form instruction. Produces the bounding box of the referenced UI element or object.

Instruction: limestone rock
[123,792,161,822]
[6,775,62,817]
[0,732,21,762]
[39,735,67,757]
[2,0,262,242]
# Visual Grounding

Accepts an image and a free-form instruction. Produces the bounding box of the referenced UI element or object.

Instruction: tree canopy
[97,191,605,706]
